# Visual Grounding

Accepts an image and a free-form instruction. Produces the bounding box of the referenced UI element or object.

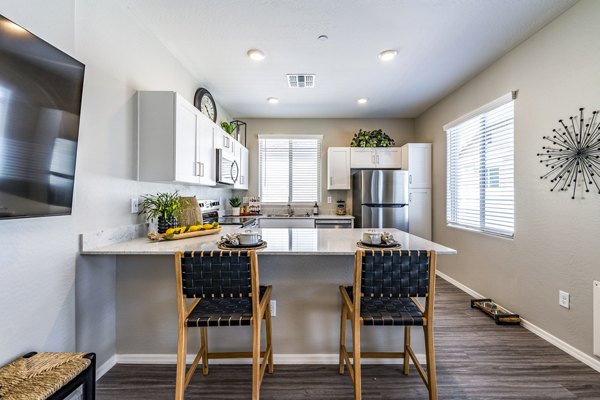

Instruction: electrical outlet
[559,290,570,309]
[130,197,139,214]
[327,196,332,203]
[270,300,276,317]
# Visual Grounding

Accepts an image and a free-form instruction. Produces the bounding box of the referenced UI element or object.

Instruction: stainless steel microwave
[216,148,239,185]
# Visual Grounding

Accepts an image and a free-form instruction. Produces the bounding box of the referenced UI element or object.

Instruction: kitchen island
[81,228,455,364]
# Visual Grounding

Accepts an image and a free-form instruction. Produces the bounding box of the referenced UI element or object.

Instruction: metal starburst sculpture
[537,107,600,199]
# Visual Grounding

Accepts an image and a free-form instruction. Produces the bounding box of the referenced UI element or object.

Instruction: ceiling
[125,0,577,119]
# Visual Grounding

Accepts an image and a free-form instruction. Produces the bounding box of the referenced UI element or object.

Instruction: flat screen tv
[0,14,85,220]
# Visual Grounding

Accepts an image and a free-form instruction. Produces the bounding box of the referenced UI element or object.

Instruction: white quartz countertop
[257,214,354,219]
[81,227,456,256]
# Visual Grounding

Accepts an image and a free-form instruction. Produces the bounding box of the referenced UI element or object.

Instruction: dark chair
[339,250,438,400]
[174,250,273,400]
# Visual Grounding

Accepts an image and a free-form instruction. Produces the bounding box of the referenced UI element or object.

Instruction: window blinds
[259,136,321,203]
[446,94,515,238]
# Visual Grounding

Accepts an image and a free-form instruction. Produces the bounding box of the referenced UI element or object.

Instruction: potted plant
[139,191,183,233]
[229,196,242,216]
[220,121,237,137]
[350,128,395,147]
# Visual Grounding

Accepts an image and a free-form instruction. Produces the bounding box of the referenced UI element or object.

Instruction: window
[258,135,322,203]
[445,92,516,238]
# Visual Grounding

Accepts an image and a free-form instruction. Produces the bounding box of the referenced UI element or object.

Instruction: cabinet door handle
[241,176,245,184]
[409,175,412,184]
[376,154,379,164]
[330,176,333,186]
[371,155,375,164]
[409,193,412,202]
[200,162,205,177]
[194,162,200,176]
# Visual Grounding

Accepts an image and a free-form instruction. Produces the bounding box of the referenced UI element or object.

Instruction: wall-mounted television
[0,14,85,220]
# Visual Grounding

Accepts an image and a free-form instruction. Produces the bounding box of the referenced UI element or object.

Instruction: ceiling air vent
[287,74,315,88]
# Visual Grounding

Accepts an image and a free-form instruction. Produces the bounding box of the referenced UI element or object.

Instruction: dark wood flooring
[97,278,600,399]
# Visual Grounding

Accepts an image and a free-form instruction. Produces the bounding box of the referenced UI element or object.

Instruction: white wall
[241,118,415,214]
[0,0,232,367]
[415,0,600,358]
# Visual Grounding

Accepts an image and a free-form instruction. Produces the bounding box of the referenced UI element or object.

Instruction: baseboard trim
[97,354,117,380]
[436,270,600,373]
[116,353,426,365]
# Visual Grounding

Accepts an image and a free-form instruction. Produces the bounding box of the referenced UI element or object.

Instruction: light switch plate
[130,198,139,214]
[559,290,570,309]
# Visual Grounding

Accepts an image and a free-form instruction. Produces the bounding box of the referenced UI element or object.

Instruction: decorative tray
[148,226,222,241]
[218,240,268,250]
[356,241,401,250]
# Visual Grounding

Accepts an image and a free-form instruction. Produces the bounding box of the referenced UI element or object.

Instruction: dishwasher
[314,219,353,229]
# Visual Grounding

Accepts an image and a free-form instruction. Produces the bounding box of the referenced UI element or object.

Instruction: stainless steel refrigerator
[352,170,409,231]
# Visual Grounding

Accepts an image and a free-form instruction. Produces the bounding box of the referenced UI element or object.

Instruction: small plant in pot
[220,121,237,137]
[139,191,183,233]
[229,196,242,216]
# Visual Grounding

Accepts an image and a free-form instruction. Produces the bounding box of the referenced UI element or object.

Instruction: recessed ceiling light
[317,35,329,42]
[247,49,265,61]
[267,97,279,104]
[378,49,397,61]
[357,98,368,105]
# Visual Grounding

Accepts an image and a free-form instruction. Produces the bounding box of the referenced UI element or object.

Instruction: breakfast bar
[82,228,456,362]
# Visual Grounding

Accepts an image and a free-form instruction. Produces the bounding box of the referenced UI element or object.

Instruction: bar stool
[174,250,273,400]
[339,249,438,400]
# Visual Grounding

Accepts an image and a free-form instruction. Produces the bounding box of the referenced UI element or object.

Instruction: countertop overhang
[81,227,456,256]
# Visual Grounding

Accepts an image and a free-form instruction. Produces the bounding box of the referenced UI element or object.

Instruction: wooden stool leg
[352,322,361,400]
[201,327,209,375]
[252,318,262,400]
[339,303,348,374]
[175,326,188,400]
[265,304,274,374]
[403,326,411,375]
[423,324,437,400]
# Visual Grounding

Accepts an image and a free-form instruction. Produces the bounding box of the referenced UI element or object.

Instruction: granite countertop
[81,227,456,256]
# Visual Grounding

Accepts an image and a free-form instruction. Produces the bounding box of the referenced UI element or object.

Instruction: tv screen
[0,14,85,220]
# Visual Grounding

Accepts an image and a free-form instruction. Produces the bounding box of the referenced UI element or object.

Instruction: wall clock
[194,88,217,123]
[537,107,600,199]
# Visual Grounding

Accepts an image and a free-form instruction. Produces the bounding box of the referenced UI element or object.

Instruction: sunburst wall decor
[537,107,600,199]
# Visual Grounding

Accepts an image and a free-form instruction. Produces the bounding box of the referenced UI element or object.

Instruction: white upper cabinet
[234,144,249,190]
[137,91,216,186]
[401,143,432,188]
[214,129,235,155]
[327,147,351,190]
[195,114,216,186]
[350,147,402,168]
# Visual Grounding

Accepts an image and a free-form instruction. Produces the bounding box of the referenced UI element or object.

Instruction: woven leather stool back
[361,250,431,298]
[180,251,252,298]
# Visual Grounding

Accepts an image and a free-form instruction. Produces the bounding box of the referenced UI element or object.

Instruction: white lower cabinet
[259,218,315,228]
[408,189,432,240]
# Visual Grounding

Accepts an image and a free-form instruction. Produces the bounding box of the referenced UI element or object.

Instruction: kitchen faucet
[287,204,294,216]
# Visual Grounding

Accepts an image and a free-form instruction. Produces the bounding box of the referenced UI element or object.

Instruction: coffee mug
[238,230,262,245]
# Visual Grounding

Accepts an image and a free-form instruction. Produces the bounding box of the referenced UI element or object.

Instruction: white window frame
[444,91,517,239]
[258,134,322,204]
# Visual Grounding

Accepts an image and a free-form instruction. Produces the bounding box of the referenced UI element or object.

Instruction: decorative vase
[157,215,177,234]
[232,207,240,216]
